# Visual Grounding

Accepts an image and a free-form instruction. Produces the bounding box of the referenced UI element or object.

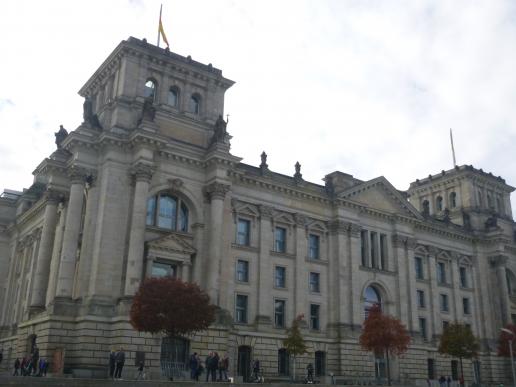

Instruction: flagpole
[157,4,163,47]
[450,128,457,167]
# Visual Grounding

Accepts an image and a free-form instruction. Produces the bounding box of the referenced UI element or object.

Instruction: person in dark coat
[210,352,219,382]
[13,358,20,376]
[190,352,199,380]
[218,353,229,381]
[32,346,40,375]
[114,347,125,379]
[205,352,213,382]
[108,349,116,379]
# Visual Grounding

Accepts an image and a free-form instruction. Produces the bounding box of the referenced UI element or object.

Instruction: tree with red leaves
[498,324,516,357]
[130,277,216,338]
[283,314,309,381]
[359,305,411,385]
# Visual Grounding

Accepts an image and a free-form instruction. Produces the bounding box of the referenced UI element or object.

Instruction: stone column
[427,247,439,339]
[294,213,307,319]
[45,205,66,305]
[192,223,205,284]
[124,163,154,296]
[205,182,230,306]
[451,254,462,321]
[182,262,191,282]
[392,235,409,326]
[405,238,419,333]
[490,255,510,326]
[55,169,86,298]
[256,205,273,326]
[29,190,60,308]
[348,223,363,327]
[328,221,343,329]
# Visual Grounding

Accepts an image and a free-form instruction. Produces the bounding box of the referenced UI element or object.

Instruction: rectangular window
[361,230,368,266]
[417,290,425,308]
[463,298,471,315]
[419,317,427,340]
[309,272,320,293]
[151,262,177,278]
[309,234,320,260]
[237,219,251,246]
[235,294,248,324]
[415,257,424,280]
[442,321,449,331]
[459,266,468,288]
[274,299,286,328]
[370,232,378,268]
[440,294,449,312]
[451,360,459,380]
[310,304,320,330]
[236,260,249,283]
[379,234,388,270]
[275,266,286,288]
[275,227,287,253]
[437,262,446,284]
[315,351,326,377]
[427,359,435,380]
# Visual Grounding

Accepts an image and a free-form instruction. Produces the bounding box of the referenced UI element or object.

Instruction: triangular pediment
[338,177,423,219]
[146,232,196,256]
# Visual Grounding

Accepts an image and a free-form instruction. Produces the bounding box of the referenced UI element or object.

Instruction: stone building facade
[1,36,515,383]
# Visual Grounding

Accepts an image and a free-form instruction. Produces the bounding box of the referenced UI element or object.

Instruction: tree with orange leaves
[359,305,411,385]
[129,277,216,338]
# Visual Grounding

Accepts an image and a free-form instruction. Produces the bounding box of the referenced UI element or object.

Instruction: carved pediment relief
[146,232,196,262]
[338,177,422,219]
[232,199,260,218]
[307,219,328,233]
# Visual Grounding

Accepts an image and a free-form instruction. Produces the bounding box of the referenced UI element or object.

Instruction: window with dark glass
[379,234,387,270]
[309,234,320,260]
[275,227,286,253]
[278,349,289,376]
[459,266,468,288]
[419,318,427,340]
[237,219,250,246]
[449,192,457,208]
[427,359,435,380]
[146,193,189,232]
[451,360,459,380]
[310,304,320,330]
[309,272,320,293]
[364,286,382,317]
[436,196,443,212]
[168,87,179,107]
[415,257,424,279]
[370,232,378,268]
[315,351,326,377]
[417,290,425,308]
[440,294,449,312]
[442,320,449,330]
[463,298,471,315]
[235,294,248,324]
[190,95,200,114]
[422,200,430,214]
[275,266,286,288]
[151,261,177,278]
[144,79,157,101]
[236,260,249,282]
[437,262,446,284]
[274,299,285,328]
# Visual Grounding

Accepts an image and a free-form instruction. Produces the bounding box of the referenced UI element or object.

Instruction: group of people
[189,351,230,382]
[438,375,464,387]
[12,346,49,377]
[108,348,126,379]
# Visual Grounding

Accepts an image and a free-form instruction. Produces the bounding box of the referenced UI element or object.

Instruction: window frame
[235,294,249,324]
[463,297,471,315]
[190,94,201,114]
[144,78,158,101]
[274,266,286,289]
[309,272,321,293]
[274,299,286,328]
[415,256,424,280]
[417,289,425,308]
[236,259,249,283]
[309,303,321,331]
[437,261,447,284]
[274,226,287,253]
[236,218,251,246]
[168,86,180,107]
[419,317,427,340]
[308,234,320,260]
[440,293,449,312]
[146,192,189,232]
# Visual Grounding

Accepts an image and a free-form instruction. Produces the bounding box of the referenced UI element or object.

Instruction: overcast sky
[1,0,515,215]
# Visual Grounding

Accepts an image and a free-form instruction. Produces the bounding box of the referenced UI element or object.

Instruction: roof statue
[54,125,68,149]
[82,96,103,130]
[210,115,230,146]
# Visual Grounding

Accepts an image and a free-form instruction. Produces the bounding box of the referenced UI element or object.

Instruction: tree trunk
[460,357,464,386]
[386,350,391,386]
[292,355,296,382]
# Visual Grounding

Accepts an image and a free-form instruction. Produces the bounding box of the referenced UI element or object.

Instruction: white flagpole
[157,4,163,47]
[450,128,457,167]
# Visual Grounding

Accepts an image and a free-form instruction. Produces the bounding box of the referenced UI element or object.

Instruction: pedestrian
[447,376,451,387]
[114,347,125,379]
[43,359,49,376]
[32,346,39,375]
[20,357,27,376]
[38,358,45,376]
[195,353,202,381]
[306,363,314,383]
[252,359,260,382]
[219,353,229,381]
[109,349,116,379]
[190,352,199,380]
[205,352,213,382]
[13,358,20,376]
[439,375,446,387]
[136,361,145,380]
[211,351,219,382]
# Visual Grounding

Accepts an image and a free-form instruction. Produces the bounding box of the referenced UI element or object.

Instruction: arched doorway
[237,345,251,382]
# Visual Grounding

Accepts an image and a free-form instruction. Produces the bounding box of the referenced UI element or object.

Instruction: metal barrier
[160,361,187,380]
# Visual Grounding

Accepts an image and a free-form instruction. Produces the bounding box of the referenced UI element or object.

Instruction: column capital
[43,189,64,204]
[328,220,348,234]
[489,254,508,268]
[67,165,90,184]
[348,222,361,237]
[130,162,155,183]
[259,205,274,219]
[204,182,230,200]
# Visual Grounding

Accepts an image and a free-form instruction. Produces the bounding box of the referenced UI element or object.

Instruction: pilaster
[256,204,273,327]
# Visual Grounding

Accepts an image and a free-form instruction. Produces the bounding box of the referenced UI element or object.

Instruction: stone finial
[294,161,302,181]
[54,125,68,149]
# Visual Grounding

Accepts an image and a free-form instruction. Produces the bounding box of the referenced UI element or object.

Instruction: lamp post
[501,328,516,387]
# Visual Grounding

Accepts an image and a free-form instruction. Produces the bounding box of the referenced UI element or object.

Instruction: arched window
[436,196,443,212]
[278,349,289,376]
[146,193,189,232]
[422,200,430,215]
[168,87,179,107]
[449,192,457,208]
[190,95,200,114]
[364,285,382,316]
[144,79,157,101]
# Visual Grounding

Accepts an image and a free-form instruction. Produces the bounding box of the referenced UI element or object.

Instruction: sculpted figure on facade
[54,125,68,149]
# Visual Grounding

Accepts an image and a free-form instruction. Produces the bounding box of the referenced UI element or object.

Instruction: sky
[1,0,516,215]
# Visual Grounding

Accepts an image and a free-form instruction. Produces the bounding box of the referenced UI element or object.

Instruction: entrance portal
[237,345,251,382]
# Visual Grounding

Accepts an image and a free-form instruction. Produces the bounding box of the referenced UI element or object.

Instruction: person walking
[114,347,125,379]
[252,359,260,382]
[190,352,199,380]
[211,352,219,382]
[205,352,213,382]
[195,353,202,381]
[13,358,20,376]
[32,346,39,376]
[219,353,229,381]
[306,363,314,383]
[136,361,145,380]
[108,349,116,379]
